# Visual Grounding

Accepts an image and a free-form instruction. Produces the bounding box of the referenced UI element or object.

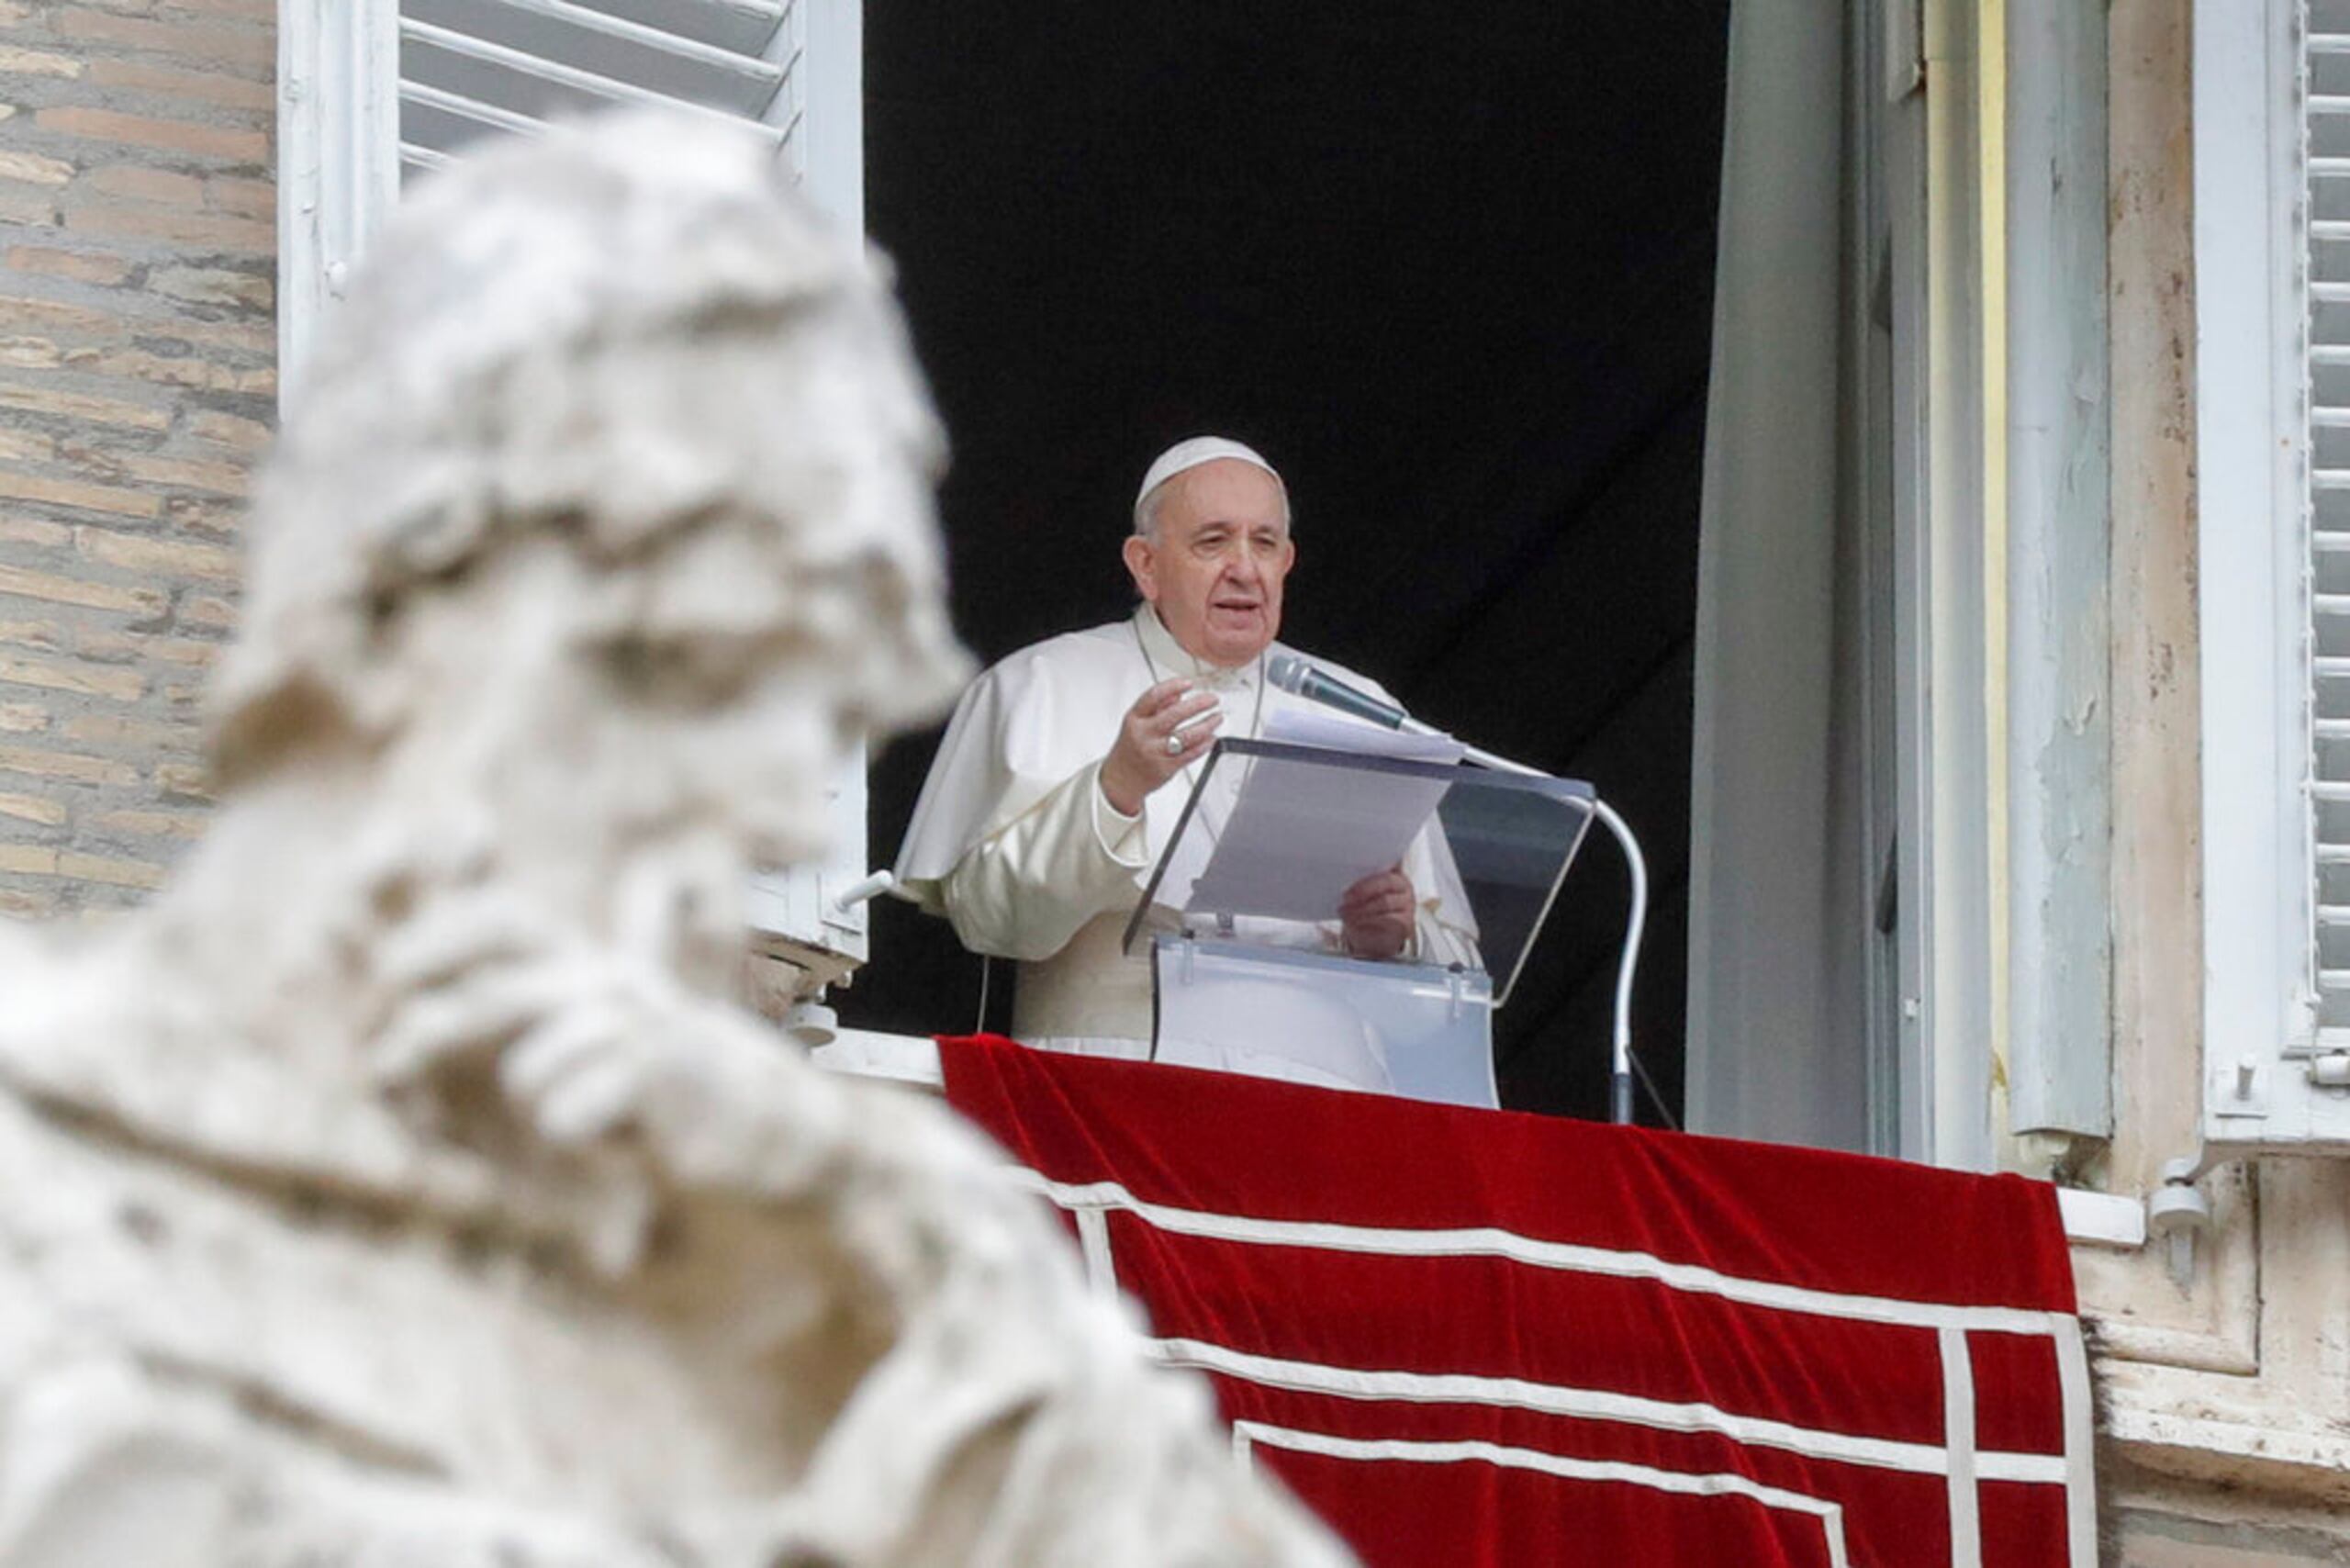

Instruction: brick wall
[0,0,271,920]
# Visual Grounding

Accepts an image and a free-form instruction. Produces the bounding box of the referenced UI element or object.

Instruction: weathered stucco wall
[0,0,271,919]
[2094,2,2350,1562]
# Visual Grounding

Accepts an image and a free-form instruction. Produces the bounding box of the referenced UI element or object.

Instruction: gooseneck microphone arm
[1267,654,1653,1126]
[1453,746,1651,1129]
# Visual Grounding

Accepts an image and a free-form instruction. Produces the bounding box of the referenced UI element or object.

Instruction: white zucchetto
[1133,436,1283,520]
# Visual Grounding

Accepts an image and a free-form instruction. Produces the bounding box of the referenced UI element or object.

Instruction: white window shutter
[395,0,802,175]
[279,0,878,1002]
[278,0,401,409]
[2199,0,2350,1148]
[742,0,871,998]
[285,0,865,378]
[2313,5,2350,1053]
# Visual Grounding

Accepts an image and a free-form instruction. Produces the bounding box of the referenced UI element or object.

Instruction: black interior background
[843,5,1732,1124]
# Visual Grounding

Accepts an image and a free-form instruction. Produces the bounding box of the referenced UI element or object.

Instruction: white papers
[1181,715,1460,924]
[1261,708,1465,765]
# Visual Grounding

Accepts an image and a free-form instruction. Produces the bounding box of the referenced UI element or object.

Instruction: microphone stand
[1418,731,1651,1129]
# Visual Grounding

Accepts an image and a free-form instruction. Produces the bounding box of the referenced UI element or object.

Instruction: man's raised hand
[1099,678,1221,816]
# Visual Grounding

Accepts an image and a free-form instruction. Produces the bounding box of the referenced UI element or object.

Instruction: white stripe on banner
[1154,1336,2069,1484]
[1940,1327,1982,1568]
[2054,1321,2098,1568]
[1011,1166,2095,1544]
[1234,1421,1853,1568]
[1073,1206,1118,1303]
[1015,1173,2077,1337]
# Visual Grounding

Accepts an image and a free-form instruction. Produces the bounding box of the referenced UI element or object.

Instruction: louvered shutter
[283,0,862,390]
[396,0,802,178]
[397,0,876,997]
[281,0,878,1009]
[2200,0,2350,1148]
[2311,3,2350,1048]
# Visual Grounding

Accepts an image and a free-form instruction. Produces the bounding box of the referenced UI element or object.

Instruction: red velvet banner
[938,1035,2093,1568]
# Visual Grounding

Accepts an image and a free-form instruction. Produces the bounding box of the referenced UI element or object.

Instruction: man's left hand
[1338,867,1415,960]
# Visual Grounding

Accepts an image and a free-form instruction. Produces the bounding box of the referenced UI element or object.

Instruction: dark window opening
[845,5,1732,1125]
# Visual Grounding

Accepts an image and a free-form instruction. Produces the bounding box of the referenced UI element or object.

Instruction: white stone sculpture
[0,115,1352,1568]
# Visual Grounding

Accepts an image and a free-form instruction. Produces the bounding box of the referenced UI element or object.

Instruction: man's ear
[1122,533,1158,601]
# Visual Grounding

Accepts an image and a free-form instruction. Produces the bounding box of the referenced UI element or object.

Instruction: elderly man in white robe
[895,437,1472,1071]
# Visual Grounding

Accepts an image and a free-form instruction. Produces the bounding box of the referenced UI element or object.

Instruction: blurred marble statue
[0,115,1349,1568]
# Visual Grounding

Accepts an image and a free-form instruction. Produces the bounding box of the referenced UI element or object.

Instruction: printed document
[1182,714,1463,923]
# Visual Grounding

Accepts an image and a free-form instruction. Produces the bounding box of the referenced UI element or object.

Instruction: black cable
[1629,1047,1681,1132]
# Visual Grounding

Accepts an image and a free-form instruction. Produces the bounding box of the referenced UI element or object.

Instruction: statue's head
[209,113,969,872]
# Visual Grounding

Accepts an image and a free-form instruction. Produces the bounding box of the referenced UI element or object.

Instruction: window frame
[274,0,883,994]
[276,0,399,411]
[2192,0,2350,1148]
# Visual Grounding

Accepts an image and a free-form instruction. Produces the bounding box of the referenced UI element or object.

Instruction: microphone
[1266,651,1411,730]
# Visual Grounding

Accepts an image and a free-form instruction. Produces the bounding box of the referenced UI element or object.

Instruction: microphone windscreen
[1266,651,1308,693]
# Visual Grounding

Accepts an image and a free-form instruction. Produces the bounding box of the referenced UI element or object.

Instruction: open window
[1684,0,2010,1168]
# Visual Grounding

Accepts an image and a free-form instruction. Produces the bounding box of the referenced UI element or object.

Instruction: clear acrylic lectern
[1122,737,1596,1108]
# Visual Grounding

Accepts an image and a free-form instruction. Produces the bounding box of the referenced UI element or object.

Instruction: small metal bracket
[1179,929,1198,986]
[2146,1155,2214,1290]
[2210,1053,2270,1118]
[785,1000,837,1048]
[2308,1052,2350,1090]
[823,868,896,922]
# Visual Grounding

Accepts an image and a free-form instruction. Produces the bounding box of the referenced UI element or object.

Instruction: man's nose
[1225,546,1262,585]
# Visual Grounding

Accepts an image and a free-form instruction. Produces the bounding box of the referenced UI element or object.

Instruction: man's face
[1122,459,1296,668]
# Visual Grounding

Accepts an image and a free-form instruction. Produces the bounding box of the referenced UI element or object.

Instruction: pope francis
[894,437,1468,1060]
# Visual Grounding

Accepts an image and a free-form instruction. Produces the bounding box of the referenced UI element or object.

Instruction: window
[2196,0,2350,1148]
[283,0,861,386]
[277,0,878,1004]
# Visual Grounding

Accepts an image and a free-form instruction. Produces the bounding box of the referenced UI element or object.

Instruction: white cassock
[894,604,1476,1063]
